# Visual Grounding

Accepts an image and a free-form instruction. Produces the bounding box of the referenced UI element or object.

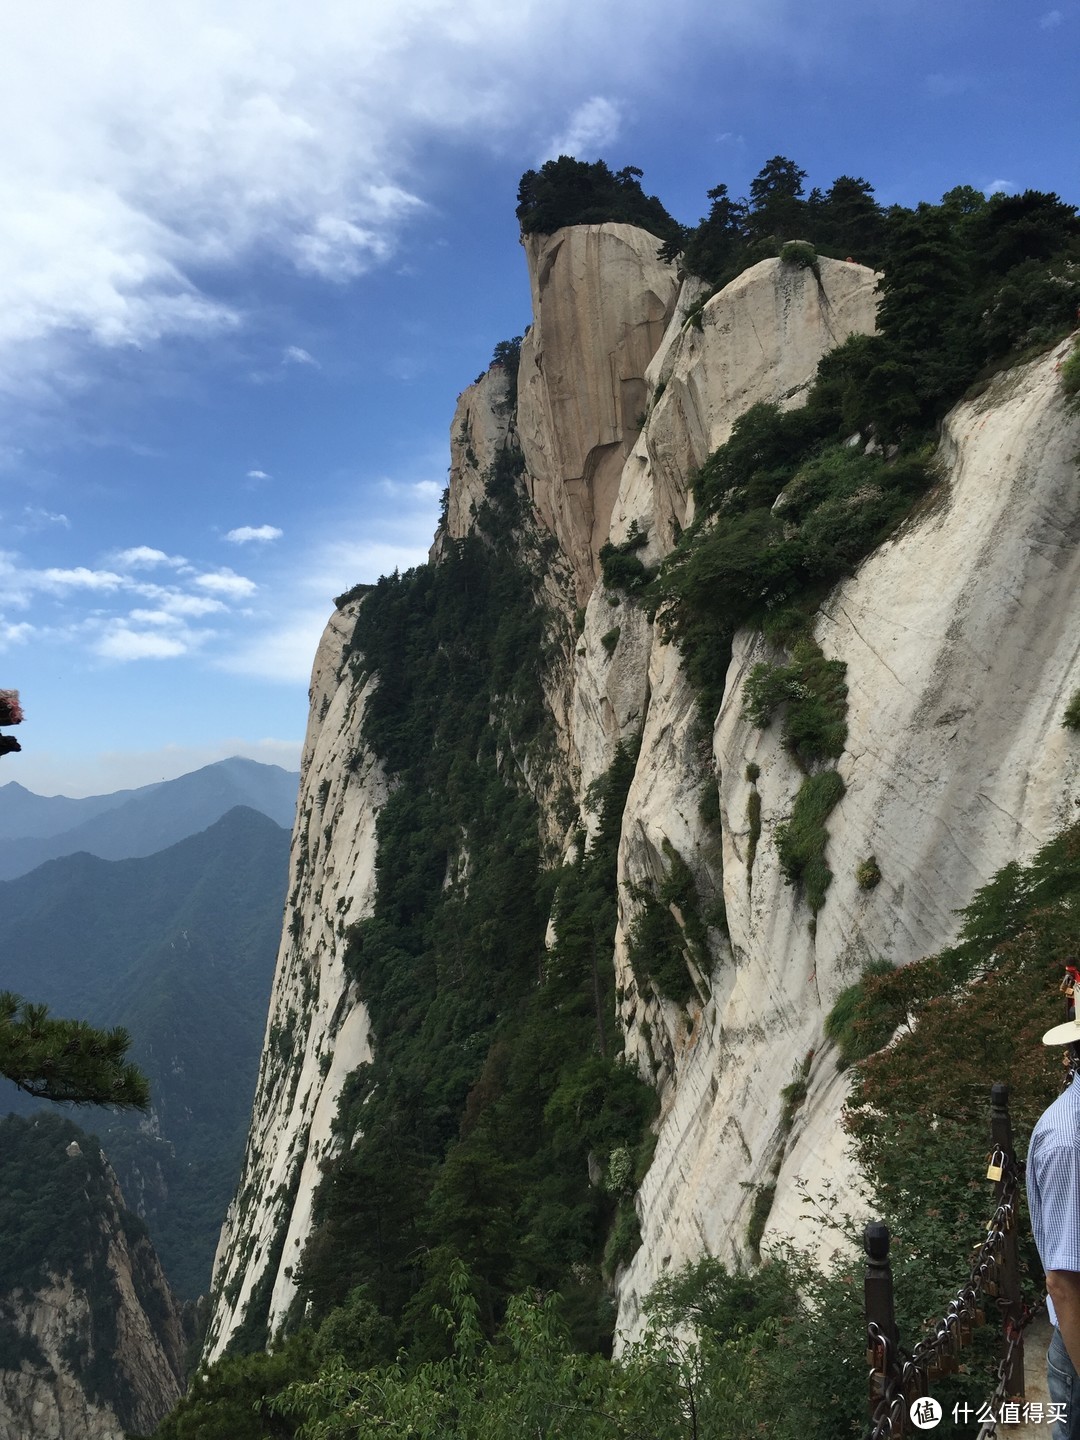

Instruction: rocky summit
[204,215,1080,1366]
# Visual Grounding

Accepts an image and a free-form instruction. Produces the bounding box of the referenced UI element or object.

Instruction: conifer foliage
[0,991,149,1108]
[516,157,680,243]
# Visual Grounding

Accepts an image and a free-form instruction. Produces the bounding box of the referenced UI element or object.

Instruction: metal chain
[973,1302,1044,1440]
[866,1155,1033,1440]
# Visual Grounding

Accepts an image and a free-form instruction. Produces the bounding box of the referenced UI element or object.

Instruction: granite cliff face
[207,221,1080,1355]
[0,1122,186,1440]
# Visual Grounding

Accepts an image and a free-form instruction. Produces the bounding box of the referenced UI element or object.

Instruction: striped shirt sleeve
[1033,1142,1080,1276]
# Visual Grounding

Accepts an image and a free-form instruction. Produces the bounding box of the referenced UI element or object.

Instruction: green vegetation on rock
[280,453,656,1363]
[774,770,846,914]
[516,157,680,244]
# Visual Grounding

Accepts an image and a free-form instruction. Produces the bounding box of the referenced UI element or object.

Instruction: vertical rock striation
[208,220,1080,1358]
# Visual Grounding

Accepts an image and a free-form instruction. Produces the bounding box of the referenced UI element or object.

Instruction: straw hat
[1045,966,1080,1045]
[1043,1017,1080,1046]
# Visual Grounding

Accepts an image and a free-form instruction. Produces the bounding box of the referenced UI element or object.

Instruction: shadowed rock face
[207,222,1080,1358]
[518,224,680,601]
[0,1125,187,1440]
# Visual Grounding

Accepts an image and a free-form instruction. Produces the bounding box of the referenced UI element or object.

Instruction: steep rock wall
[212,218,1080,1362]
[204,603,384,1360]
[615,338,1080,1335]
[518,224,679,599]
[0,1148,185,1440]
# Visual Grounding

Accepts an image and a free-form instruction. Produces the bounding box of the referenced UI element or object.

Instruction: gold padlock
[986,1160,1004,1181]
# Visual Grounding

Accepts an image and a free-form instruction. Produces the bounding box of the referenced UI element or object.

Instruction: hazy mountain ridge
[0,757,298,880]
[0,804,291,1299]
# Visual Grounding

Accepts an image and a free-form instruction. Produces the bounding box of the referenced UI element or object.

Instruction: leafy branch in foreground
[0,990,149,1108]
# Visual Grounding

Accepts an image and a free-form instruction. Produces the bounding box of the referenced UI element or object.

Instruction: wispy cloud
[246,469,270,481]
[1040,8,1064,27]
[193,567,257,598]
[226,524,283,544]
[0,620,35,650]
[542,96,622,162]
[0,544,255,663]
[985,178,1014,195]
[112,545,188,569]
[95,623,203,662]
[21,507,70,531]
[217,608,335,683]
[282,346,318,367]
[0,0,781,425]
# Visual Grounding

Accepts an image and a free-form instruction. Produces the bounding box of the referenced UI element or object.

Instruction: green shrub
[1065,688,1080,729]
[822,958,897,1068]
[516,157,680,244]
[626,842,710,1005]
[745,1182,776,1259]
[1063,345,1080,399]
[742,639,848,768]
[779,240,817,270]
[774,770,845,913]
[745,761,761,782]
[682,291,716,331]
[603,1200,642,1277]
[856,855,882,890]
[600,626,620,656]
[598,523,654,595]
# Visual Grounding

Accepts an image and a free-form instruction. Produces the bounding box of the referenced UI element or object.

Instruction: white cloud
[218,608,333,683]
[226,524,283,544]
[985,178,1014,195]
[113,545,188,569]
[22,507,70,530]
[246,469,270,481]
[0,0,781,415]
[1040,8,1064,27]
[127,608,182,626]
[95,625,196,661]
[0,621,34,649]
[194,567,258,597]
[149,591,227,617]
[38,565,126,592]
[542,97,621,161]
[378,478,442,502]
[282,346,318,367]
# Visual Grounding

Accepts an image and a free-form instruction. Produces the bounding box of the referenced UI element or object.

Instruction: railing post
[865,1221,902,1429]
[991,1082,1024,1399]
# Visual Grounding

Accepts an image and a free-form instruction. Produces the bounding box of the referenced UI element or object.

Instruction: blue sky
[0,0,1076,796]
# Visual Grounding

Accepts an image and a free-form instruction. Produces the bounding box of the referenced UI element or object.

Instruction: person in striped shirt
[1028,1006,1080,1440]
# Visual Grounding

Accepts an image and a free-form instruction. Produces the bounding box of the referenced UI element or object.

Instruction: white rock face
[518,224,679,599]
[441,365,514,545]
[211,216,1080,1366]
[205,602,384,1361]
[615,339,1080,1336]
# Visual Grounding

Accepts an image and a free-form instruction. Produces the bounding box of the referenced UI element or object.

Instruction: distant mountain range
[0,766,295,1299]
[0,755,298,880]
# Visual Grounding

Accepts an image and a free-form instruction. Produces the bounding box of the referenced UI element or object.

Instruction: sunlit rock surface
[208,221,1080,1359]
